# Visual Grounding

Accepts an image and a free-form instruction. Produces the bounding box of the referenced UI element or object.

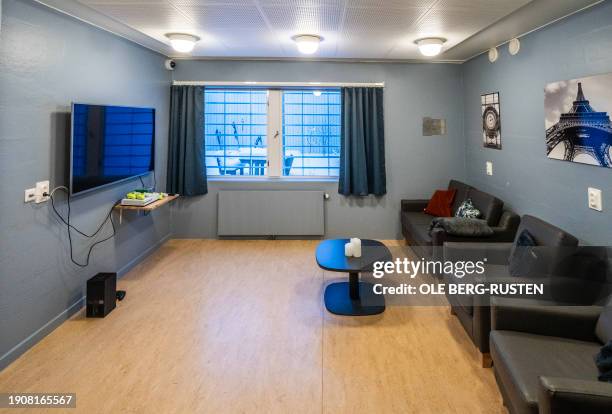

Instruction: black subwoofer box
[86,273,116,318]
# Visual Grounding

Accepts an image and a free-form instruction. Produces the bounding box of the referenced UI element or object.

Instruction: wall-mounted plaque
[423,118,447,136]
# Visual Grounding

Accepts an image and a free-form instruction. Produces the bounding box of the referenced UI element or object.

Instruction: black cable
[49,188,114,239]
[66,201,118,268]
[138,173,156,191]
[48,188,119,267]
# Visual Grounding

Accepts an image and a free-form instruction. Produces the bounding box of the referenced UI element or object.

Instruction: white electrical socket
[588,187,602,211]
[35,180,50,204]
[486,161,493,176]
[25,188,36,203]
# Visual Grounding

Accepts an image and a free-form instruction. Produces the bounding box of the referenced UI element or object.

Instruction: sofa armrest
[443,242,512,265]
[538,377,612,414]
[401,199,429,212]
[490,211,521,242]
[491,297,602,342]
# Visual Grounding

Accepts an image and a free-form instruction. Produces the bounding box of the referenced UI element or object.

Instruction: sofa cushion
[410,223,432,246]
[401,212,433,246]
[448,180,471,216]
[491,331,601,414]
[424,189,456,217]
[402,211,434,226]
[466,188,503,226]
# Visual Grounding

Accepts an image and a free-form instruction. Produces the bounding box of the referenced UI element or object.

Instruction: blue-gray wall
[171,60,466,239]
[4,0,610,373]
[0,0,171,369]
[462,1,612,245]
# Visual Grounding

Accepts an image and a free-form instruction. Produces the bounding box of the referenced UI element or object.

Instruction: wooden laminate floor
[0,240,505,414]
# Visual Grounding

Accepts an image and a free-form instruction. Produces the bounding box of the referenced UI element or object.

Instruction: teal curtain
[339,87,386,196]
[167,85,207,196]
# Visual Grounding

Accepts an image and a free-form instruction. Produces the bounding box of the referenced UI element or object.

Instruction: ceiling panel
[175,5,269,30]
[348,0,437,9]
[336,31,398,59]
[342,6,425,33]
[83,3,194,29]
[260,5,343,33]
[67,0,596,60]
[257,0,344,6]
[436,0,531,12]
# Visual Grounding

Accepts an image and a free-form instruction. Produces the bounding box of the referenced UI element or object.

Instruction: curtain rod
[172,81,384,87]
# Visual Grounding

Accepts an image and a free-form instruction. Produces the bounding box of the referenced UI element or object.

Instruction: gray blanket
[429,217,494,237]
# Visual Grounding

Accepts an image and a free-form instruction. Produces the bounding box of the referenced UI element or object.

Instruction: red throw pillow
[424,189,457,217]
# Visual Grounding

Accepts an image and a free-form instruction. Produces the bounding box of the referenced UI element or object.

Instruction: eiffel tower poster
[545,73,612,168]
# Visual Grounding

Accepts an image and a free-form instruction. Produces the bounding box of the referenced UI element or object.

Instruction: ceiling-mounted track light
[414,37,447,57]
[165,33,201,53]
[292,34,323,55]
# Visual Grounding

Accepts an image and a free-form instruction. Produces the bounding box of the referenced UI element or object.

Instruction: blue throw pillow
[508,229,538,277]
[455,198,481,219]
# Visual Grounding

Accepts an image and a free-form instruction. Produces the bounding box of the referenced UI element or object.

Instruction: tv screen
[70,103,155,196]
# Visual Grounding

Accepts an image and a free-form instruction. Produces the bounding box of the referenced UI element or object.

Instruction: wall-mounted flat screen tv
[70,103,155,196]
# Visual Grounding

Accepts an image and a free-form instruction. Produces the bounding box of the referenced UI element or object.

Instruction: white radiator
[217,190,325,236]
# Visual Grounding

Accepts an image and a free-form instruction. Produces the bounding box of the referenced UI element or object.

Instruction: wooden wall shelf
[115,195,179,223]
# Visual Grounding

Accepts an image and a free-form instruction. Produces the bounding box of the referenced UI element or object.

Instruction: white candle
[351,238,362,258]
[344,242,354,257]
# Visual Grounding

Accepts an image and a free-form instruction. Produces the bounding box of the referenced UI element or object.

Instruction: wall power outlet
[35,180,50,204]
[588,187,602,212]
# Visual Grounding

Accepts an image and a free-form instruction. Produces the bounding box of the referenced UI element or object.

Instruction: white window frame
[267,90,283,178]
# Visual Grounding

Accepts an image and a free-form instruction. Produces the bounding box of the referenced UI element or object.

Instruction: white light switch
[486,161,493,176]
[588,187,602,211]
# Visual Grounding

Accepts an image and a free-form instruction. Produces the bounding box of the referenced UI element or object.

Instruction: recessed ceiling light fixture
[165,33,200,53]
[414,37,447,57]
[292,34,323,55]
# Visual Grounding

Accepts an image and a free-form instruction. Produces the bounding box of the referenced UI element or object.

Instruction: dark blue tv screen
[71,103,155,195]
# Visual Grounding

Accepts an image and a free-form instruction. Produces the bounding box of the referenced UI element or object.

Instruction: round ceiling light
[165,33,201,53]
[488,47,499,63]
[414,37,447,57]
[292,34,323,55]
[508,38,521,56]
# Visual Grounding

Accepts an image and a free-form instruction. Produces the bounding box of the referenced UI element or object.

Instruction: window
[282,90,341,177]
[205,90,268,177]
[204,88,341,178]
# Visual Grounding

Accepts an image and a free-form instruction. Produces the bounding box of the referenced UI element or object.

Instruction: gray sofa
[490,297,612,414]
[401,180,520,260]
[443,215,580,367]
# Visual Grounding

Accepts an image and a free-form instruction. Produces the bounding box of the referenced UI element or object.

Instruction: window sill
[207,176,339,183]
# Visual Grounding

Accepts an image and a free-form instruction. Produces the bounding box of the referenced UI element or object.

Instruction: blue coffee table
[316,239,391,316]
